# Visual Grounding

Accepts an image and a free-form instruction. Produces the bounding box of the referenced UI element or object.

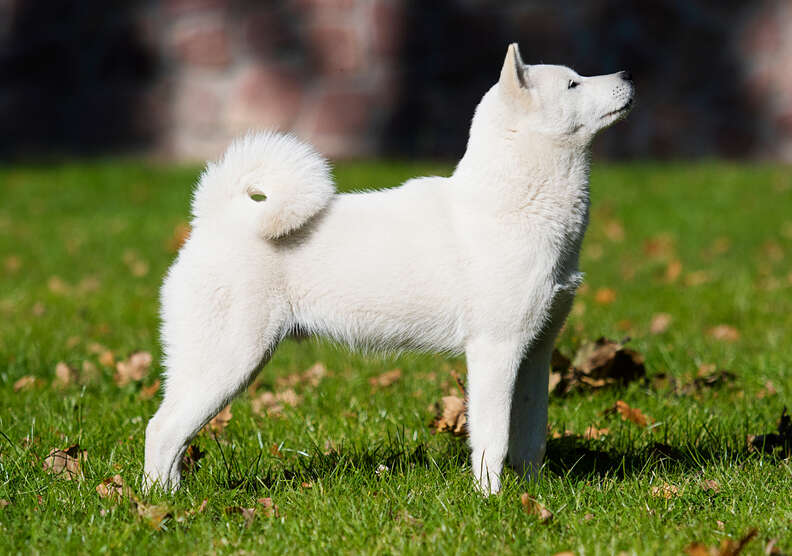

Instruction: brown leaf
[4,255,21,273]
[644,234,675,259]
[748,406,792,457]
[685,528,758,556]
[225,506,256,527]
[520,493,553,523]
[594,287,616,305]
[181,444,205,473]
[430,395,467,436]
[684,271,712,287]
[708,325,740,343]
[650,482,679,499]
[702,479,720,493]
[257,497,279,518]
[756,380,777,399]
[43,444,87,480]
[582,426,609,440]
[139,379,161,400]
[274,362,328,389]
[369,368,402,388]
[650,313,672,334]
[96,474,133,500]
[98,350,115,367]
[552,338,646,396]
[137,503,172,530]
[167,222,191,253]
[81,361,100,383]
[13,375,41,392]
[114,351,153,386]
[604,219,625,242]
[251,389,302,416]
[48,275,69,294]
[53,361,76,388]
[0,499,10,508]
[605,400,653,427]
[206,405,233,434]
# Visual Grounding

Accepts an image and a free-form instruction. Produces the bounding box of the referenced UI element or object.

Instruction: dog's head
[497,43,634,143]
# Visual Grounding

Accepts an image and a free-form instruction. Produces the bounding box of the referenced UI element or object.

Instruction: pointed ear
[499,43,528,101]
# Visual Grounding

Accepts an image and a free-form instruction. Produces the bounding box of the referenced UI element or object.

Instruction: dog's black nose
[620,70,633,83]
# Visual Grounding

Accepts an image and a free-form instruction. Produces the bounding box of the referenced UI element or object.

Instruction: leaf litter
[550,337,646,396]
[42,444,87,480]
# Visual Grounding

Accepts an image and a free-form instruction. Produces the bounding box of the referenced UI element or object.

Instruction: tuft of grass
[1,159,791,554]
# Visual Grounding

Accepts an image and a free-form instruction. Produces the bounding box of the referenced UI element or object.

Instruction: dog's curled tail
[191,131,334,239]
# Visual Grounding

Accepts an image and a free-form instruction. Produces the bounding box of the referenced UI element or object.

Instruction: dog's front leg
[465,338,522,495]
[507,338,553,479]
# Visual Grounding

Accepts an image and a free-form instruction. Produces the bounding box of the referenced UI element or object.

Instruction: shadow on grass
[199,428,781,493]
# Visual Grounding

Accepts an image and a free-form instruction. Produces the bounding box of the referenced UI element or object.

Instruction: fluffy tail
[191,131,334,239]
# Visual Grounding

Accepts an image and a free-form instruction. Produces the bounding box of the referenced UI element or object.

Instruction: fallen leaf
[552,338,646,395]
[748,406,791,457]
[756,380,777,399]
[369,368,402,388]
[48,276,69,294]
[137,502,172,530]
[583,426,609,440]
[139,379,161,400]
[0,499,10,508]
[43,444,87,480]
[684,271,712,287]
[583,513,594,521]
[604,219,625,242]
[650,313,672,334]
[181,444,205,474]
[665,259,683,283]
[81,360,100,383]
[644,234,675,259]
[650,482,679,499]
[274,362,328,389]
[605,400,653,427]
[167,222,191,253]
[702,479,720,493]
[257,497,279,517]
[4,255,21,273]
[31,301,46,316]
[708,325,740,343]
[114,351,153,386]
[99,350,115,367]
[430,395,467,436]
[53,361,76,388]
[13,375,41,392]
[251,389,302,416]
[594,287,616,305]
[225,506,256,527]
[206,405,233,434]
[96,474,132,500]
[685,528,757,556]
[520,493,553,523]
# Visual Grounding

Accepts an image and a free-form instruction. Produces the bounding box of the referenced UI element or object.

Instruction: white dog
[144,43,634,495]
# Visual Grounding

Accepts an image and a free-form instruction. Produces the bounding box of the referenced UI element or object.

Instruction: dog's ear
[498,43,530,102]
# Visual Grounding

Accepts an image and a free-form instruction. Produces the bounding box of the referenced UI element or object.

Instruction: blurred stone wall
[1,0,792,161]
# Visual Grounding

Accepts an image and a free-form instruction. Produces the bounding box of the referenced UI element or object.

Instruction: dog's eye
[568,80,579,89]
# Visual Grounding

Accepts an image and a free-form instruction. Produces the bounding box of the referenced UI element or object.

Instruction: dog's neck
[454,88,591,220]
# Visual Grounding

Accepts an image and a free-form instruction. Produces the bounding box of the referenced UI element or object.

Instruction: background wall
[2,0,791,161]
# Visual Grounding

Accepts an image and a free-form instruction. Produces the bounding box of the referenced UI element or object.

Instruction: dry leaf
[167,222,191,253]
[520,493,553,523]
[604,219,625,242]
[605,400,653,427]
[650,482,679,499]
[137,503,172,530]
[684,271,712,287]
[48,276,69,294]
[114,351,153,386]
[13,375,41,392]
[650,313,672,334]
[274,362,328,389]
[369,368,402,388]
[552,338,646,396]
[702,479,720,493]
[206,405,233,434]
[644,234,675,259]
[583,426,609,440]
[594,287,616,305]
[0,499,9,508]
[139,379,161,400]
[43,444,87,480]
[181,444,205,474]
[685,528,757,556]
[664,259,683,283]
[53,361,76,388]
[4,255,21,273]
[748,406,791,457]
[251,389,302,416]
[96,474,132,500]
[708,325,740,343]
[257,497,279,517]
[430,395,467,436]
[756,380,777,399]
[98,350,115,367]
[81,360,100,383]
[225,506,256,527]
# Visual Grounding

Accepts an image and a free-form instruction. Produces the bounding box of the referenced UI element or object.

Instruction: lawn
[0,159,791,554]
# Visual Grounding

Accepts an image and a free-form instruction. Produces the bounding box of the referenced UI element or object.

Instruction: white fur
[144,43,634,495]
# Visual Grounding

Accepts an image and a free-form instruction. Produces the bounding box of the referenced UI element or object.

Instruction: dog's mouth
[601,98,634,119]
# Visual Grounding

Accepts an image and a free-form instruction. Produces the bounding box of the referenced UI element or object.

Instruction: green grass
[1,159,791,554]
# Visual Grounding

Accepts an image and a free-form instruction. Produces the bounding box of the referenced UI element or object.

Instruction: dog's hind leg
[144,292,286,493]
[465,337,523,495]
